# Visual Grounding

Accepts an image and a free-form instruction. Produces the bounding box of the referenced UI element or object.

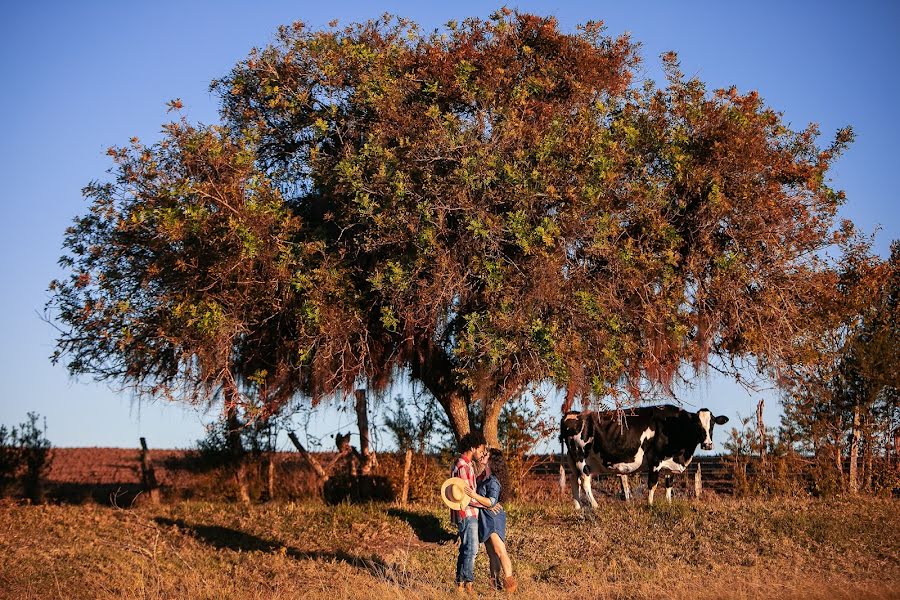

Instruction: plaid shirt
[450,455,479,522]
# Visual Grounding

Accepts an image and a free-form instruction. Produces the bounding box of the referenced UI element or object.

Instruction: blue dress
[476,474,507,543]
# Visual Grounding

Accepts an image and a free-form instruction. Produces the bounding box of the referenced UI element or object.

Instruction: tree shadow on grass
[43,483,145,506]
[387,508,455,544]
[153,517,398,580]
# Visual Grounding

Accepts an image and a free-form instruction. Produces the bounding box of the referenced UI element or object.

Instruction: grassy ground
[1,496,898,599]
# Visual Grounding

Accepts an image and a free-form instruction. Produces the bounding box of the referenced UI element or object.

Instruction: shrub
[725,416,825,498]
[497,396,556,499]
[0,413,53,503]
[0,425,19,493]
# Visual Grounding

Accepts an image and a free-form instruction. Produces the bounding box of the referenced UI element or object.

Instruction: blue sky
[1,1,897,450]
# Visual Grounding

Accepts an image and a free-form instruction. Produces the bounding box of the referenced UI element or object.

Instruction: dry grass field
[1,495,898,600]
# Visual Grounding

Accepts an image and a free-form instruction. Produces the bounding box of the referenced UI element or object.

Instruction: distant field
[1,496,898,599]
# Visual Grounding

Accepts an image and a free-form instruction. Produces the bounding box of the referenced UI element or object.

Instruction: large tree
[50,11,854,445]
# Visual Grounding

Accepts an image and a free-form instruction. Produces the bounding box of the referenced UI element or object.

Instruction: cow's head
[561,411,593,475]
[696,409,729,451]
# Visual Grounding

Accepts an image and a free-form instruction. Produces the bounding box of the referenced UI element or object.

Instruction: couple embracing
[441,431,517,593]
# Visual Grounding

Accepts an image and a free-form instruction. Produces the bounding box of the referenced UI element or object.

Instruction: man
[450,431,488,592]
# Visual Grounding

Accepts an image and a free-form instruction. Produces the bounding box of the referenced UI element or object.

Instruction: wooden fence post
[694,462,702,499]
[849,404,861,494]
[287,430,329,482]
[400,449,413,508]
[558,463,566,498]
[139,437,161,505]
[756,399,766,465]
[264,454,276,502]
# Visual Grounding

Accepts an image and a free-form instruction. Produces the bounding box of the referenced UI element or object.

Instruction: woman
[465,448,517,592]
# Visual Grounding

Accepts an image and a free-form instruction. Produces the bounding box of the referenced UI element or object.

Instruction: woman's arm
[464,484,496,508]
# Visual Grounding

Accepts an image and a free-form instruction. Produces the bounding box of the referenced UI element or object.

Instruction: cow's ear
[714,415,729,425]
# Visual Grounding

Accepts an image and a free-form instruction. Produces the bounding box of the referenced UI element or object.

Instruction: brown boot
[504,576,518,593]
[464,582,474,593]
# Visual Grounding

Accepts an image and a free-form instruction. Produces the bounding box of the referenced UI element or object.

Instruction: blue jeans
[456,516,479,583]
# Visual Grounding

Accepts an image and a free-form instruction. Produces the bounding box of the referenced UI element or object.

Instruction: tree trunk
[562,377,578,414]
[863,432,873,492]
[849,404,861,494]
[354,389,377,474]
[354,389,371,456]
[894,429,900,466]
[835,441,844,489]
[482,386,524,448]
[482,398,505,448]
[409,339,471,441]
[224,398,251,505]
[437,392,471,441]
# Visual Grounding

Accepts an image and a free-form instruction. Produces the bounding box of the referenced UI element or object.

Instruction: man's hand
[489,503,503,515]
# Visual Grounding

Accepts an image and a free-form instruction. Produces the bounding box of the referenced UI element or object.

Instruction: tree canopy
[49,10,856,444]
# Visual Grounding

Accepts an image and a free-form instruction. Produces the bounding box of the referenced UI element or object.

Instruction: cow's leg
[571,476,583,510]
[647,469,659,505]
[566,457,583,509]
[619,474,631,501]
[664,474,674,503]
[580,473,598,509]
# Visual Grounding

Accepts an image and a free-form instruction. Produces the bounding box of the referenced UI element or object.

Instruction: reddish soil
[49,447,188,486]
[44,448,336,503]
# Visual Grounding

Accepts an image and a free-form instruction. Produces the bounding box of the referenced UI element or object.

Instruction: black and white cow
[560,405,729,507]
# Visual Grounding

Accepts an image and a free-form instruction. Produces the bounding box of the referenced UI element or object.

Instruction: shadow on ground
[153,517,402,580]
[43,482,145,506]
[387,508,455,544]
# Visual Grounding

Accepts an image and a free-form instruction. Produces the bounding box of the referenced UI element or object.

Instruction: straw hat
[440,477,472,510]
